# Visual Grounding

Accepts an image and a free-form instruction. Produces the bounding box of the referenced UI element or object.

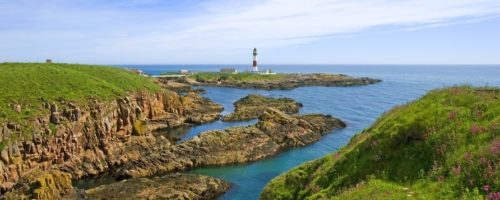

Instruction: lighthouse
[252,48,258,72]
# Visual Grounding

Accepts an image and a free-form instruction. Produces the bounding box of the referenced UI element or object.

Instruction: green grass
[187,72,284,82]
[261,86,499,200]
[0,62,161,124]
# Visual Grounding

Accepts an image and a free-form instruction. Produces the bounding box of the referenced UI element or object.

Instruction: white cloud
[1,0,499,63]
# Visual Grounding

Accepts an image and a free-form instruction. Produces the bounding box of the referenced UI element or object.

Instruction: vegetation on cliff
[261,86,499,199]
[223,94,302,121]
[0,63,226,196]
[0,62,165,150]
[0,62,161,123]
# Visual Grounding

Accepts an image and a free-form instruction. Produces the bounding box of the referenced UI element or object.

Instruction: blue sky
[1,0,500,64]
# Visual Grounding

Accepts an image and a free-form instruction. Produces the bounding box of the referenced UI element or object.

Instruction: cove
[170,65,499,200]
[80,64,500,200]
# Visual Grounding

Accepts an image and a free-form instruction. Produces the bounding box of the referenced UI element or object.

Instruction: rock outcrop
[222,94,302,121]
[2,170,84,199]
[113,108,346,178]
[155,78,204,93]
[85,173,230,200]
[0,90,222,193]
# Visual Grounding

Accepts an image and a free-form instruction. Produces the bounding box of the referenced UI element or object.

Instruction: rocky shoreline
[170,73,382,90]
[112,108,345,179]
[1,79,347,199]
[85,173,230,200]
[0,89,222,198]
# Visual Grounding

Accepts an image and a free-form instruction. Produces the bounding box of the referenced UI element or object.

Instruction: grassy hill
[261,86,499,199]
[0,62,161,124]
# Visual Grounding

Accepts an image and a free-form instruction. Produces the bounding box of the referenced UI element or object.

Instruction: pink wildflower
[483,185,491,192]
[490,140,500,155]
[488,192,500,200]
[470,123,483,135]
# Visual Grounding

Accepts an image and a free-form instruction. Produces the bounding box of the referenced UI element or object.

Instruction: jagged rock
[50,103,58,113]
[73,108,80,121]
[2,170,82,200]
[6,123,17,130]
[0,89,223,193]
[13,104,21,113]
[85,174,229,200]
[113,108,345,178]
[1,149,9,165]
[223,94,302,121]
[50,112,60,124]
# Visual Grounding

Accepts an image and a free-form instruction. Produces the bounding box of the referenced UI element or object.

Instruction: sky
[1,0,500,64]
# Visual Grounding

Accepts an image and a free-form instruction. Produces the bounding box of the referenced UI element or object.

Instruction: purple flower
[483,184,491,192]
[488,192,500,200]
[470,124,483,135]
[490,140,500,155]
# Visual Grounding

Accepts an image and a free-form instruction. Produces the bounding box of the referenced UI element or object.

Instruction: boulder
[2,170,82,199]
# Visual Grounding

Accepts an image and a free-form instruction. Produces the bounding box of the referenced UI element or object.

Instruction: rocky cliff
[0,90,222,193]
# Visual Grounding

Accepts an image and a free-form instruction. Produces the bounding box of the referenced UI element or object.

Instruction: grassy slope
[0,62,161,128]
[261,86,500,200]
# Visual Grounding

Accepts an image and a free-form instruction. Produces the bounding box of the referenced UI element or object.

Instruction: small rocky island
[159,72,382,90]
[223,94,302,121]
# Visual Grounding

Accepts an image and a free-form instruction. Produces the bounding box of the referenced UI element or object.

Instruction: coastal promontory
[160,72,381,90]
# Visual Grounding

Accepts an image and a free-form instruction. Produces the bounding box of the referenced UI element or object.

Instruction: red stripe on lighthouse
[253,60,257,67]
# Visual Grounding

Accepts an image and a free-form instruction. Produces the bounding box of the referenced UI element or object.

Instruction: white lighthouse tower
[252,48,258,72]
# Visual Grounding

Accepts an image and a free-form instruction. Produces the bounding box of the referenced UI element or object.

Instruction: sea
[82,64,500,200]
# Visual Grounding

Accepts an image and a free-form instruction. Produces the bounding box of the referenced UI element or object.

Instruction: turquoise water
[133,65,500,199]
